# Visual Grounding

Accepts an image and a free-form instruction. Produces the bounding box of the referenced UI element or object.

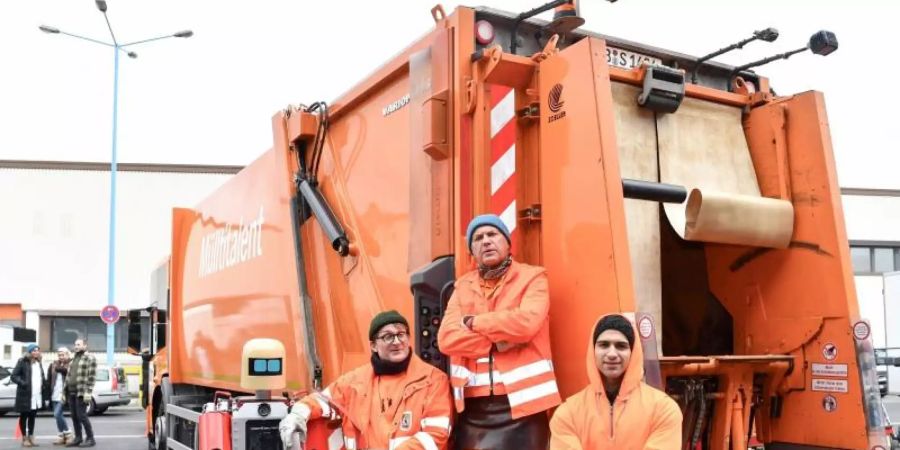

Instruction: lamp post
[40,1,192,366]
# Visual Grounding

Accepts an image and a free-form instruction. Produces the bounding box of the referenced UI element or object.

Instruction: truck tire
[154,378,172,450]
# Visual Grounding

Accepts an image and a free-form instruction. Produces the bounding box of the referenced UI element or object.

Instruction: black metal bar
[730,47,806,78]
[297,179,350,256]
[289,195,324,390]
[510,0,570,55]
[622,178,687,203]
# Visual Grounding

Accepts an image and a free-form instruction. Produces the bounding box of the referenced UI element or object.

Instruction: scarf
[371,351,411,376]
[478,255,512,280]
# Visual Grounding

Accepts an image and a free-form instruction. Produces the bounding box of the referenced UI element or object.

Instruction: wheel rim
[155,414,167,444]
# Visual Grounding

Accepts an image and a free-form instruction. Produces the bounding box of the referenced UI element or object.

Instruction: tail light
[475,20,494,46]
[110,368,118,391]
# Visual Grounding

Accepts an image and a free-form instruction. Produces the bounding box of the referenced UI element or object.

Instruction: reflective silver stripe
[415,431,439,450]
[421,416,451,430]
[328,428,344,450]
[344,436,357,450]
[451,364,472,380]
[469,371,502,387]
[389,437,410,450]
[453,387,464,400]
[476,357,490,364]
[507,380,559,407]
[314,396,331,417]
[501,359,554,385]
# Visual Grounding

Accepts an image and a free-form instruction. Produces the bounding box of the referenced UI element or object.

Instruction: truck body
[129,4,887,449]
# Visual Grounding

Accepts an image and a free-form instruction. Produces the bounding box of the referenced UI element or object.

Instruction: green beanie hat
[368,310,409,341]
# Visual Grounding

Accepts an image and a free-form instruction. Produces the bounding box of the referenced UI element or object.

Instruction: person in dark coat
[11,343,47,447]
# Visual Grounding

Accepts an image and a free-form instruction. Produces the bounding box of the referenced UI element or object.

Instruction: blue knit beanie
[25,344,39,354]
[466,214,511,252]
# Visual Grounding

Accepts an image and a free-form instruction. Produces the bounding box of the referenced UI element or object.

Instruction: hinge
[518,204,542,223]
[518,102,540,123]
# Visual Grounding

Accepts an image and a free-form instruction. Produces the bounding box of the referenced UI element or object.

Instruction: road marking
[0,435,145,440]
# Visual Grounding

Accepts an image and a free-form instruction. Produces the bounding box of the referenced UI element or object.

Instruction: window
[50,317,129,352]
[850,244,900,275]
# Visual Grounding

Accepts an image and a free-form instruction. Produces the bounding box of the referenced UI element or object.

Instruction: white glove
[279,403,311,449]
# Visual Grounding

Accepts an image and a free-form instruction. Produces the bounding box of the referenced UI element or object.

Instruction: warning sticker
[822,343,838,361]
[812,378,848,393]
[822,394,837,412]
[853,321,871,341]
[638,316,654,339]
[812,363,848,377]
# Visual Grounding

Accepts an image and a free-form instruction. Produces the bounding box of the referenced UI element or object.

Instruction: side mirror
[127,320,144,356]
[155,322,167,349]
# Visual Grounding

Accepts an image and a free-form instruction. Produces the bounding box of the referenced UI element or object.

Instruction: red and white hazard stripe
[489,85,517,243]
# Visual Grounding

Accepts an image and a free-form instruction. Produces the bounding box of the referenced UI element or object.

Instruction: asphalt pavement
[0,406,147,450]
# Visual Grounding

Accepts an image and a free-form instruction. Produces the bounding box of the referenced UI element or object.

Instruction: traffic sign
[100,305,120,325]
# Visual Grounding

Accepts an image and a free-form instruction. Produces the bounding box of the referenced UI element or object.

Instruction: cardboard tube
[685,189,794,248]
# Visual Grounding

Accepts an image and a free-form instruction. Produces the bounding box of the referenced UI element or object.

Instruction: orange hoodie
[549,314,682,450]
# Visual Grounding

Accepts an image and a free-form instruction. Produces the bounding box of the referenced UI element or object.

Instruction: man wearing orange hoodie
[438,214,560,450]
[550,314,682,450]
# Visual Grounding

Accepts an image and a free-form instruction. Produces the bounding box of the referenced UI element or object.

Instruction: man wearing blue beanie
[438,214,559,449]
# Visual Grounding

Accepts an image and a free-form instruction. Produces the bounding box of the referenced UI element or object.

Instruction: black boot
[64,438,82,448]
[77,438,95,448]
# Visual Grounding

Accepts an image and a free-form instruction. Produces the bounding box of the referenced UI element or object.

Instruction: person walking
[11,343,47,448]
[64,338,96,448]
[48,347,75,446]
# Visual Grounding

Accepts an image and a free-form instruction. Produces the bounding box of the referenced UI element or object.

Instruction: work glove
[279,402,311,449]
[82,393,92,404]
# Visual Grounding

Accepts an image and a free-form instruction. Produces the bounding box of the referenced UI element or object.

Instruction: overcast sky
[2,1,897,188]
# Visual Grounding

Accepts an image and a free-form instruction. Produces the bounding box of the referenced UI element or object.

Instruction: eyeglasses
[376,332,410,344]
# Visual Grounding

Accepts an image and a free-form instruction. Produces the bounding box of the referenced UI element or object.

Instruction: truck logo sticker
[382,94,411,117]
[822,343,837,361]
[399,411,413,431]
[198,205,265,277]
[548,83,567,123]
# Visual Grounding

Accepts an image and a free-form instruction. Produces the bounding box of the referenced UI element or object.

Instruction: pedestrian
[48,347,75,446]
[437,214,560,450]
[549,314,682,449]
[64,338,96,447]
[11,343,47,448]
[279,310,452,450]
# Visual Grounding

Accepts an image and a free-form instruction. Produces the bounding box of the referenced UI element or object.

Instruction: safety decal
[638,316,654,339]
[822,343,838,361]
[822,394,837,412]
[811,363,848,377]
[853,321,871,341]
[811,378,848,393]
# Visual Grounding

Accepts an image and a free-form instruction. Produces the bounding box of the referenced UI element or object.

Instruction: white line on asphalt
[0,435,145,440]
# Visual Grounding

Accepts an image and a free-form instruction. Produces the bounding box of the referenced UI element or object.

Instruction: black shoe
[78,439,95,448]
[64,440,82,448]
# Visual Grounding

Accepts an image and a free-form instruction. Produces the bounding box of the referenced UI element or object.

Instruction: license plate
[606,46,662,70]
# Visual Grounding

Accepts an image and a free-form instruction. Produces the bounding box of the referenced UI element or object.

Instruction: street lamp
[40,4,192,367]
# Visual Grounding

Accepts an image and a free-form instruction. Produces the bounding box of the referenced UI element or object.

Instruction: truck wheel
[154,379,172,450]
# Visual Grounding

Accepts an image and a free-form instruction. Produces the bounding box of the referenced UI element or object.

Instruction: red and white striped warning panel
[489,85,517,244]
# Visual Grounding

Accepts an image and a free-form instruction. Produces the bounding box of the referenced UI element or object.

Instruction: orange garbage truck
[127,2,887,449]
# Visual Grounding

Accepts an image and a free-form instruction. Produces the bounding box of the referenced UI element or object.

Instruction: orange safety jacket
[437,260,561,419]
[300,354,452,450]
[549,313,682,450]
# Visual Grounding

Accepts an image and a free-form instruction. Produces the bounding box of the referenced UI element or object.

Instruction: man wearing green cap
[438,214,560,450]
[280,310,452,450]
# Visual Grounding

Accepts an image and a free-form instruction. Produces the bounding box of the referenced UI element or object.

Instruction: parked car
[88,365,130,415]
[0,363,130,416]
[0,366,14,416]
